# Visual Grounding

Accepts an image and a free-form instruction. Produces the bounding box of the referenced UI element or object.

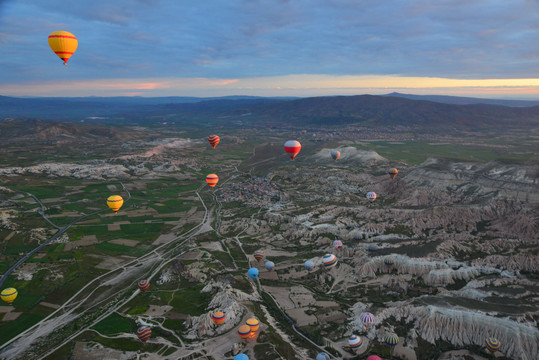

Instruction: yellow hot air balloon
[1,288,18,304]
[107,195,124,214]
[48,31,78,65]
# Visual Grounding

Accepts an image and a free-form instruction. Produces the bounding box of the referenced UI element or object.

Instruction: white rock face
[357,305,539,360]
[0,162,131,180]
[313,147,387,163]
[183,281,259,339]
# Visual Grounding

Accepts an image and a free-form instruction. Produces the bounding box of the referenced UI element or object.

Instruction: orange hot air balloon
[388,168,398,179]
[212,311,226,326]
[206,174,219,188]
[284,140,301,160]
[238,325,252,339]
[138,280,150,292]
[246,318,260,333]
[208,135,220,149]
[48,31,78,65]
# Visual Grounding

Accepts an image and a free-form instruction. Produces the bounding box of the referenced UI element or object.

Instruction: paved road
[0,183,130,288]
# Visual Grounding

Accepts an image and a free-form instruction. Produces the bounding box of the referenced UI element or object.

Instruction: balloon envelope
[284,140,301,159]
[208,135,220,149]
[206,174,219,188]
[333,240,343,249]
[331,150,341,161]
[234,354,249,360]
[360,312,375,329]
[388,168,398,179]
[316,353,331,360]
[246,318,260,332]
[485,337,501,353]
[107,195,124,213]
[137,326,152,342]
[384,333,399,346]
[322,254,337,269]
[366,356,383,360]
[254,250,264,262]
[366,192,377,202]
[238,325,252,339]
[1,288,17,304]
[138,280,150,292]
[348,335,363,350]
[212,311,226,326]
[248,268,259,279]
[48,31,78,65]
[384,258,395,266]
[304,260,314,271]
[265,261,275,271]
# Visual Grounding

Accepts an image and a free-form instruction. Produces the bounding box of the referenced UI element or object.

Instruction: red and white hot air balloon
[284,140,301,160]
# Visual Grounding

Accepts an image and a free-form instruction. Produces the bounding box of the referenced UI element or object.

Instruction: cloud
[0,0,537,97]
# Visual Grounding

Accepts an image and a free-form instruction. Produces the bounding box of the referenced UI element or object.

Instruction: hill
[384,92,539,107]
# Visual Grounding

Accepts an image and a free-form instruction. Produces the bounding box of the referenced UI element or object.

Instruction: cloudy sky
[0,0,538,98]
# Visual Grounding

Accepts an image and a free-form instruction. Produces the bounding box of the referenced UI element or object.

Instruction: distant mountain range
[1,94,538,130]
[384,92,539,107]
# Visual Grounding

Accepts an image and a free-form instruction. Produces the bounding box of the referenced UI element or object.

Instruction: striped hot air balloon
[107,195,124,214]
[238,325,252,339]
[137,326,152,342]
[485,337,501,353]
[384,333,399,347]
[254,250,264,262]
[246,318,260,333]
[322,254,337,269]
[384,258,395,267]
[206,174,219,188]
[331,150,341,161]
[368,244,378,253]
[284,140,301,160]
[388,168,398,179]
[211,311,226,326]
[138,280,150,292]
[360,312,375,330]
[348,335,363,350]
[366,192,377,202]
[48,31,78,65]
[333,240,343,249]
[208,135,220,149]
[1,288,18,304]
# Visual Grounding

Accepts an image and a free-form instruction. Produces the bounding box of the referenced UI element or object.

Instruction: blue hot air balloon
[234,354,249,360]
[265,261,275,271]
[304,260,314,271]
[248,268,259,279]
[316,353,331,360]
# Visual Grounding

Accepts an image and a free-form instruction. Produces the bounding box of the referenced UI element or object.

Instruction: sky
[0,0,538,98]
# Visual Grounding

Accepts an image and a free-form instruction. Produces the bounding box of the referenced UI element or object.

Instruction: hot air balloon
[248,268,259,279]
[208,135,220,149]
[107,195,124,214]
[366,192,377,202]
[138,280,150,292]
[206,174,219,188]
[348,335,363,351]
[234,354,249,360]
[304,260,314,271]
[254,250,264,262]
[367,244,378,253]
[331,150,341,161]
[48,31,78,65]
[322,254,337,269]
[246,318,260,333]
[137,326,152,342]
[360,312,375,330]
[384,258,395,267]
[211,311,226,326]
[485,337,501,353]
[366,356,382,360]
[316,353,331,360]
[388,168,398,179]
[284,140,301,160]
[238,325,252,339]
[384,333,399,347]
[1,288,18,304]
[265,261,275,271]
[333,240,343,249]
